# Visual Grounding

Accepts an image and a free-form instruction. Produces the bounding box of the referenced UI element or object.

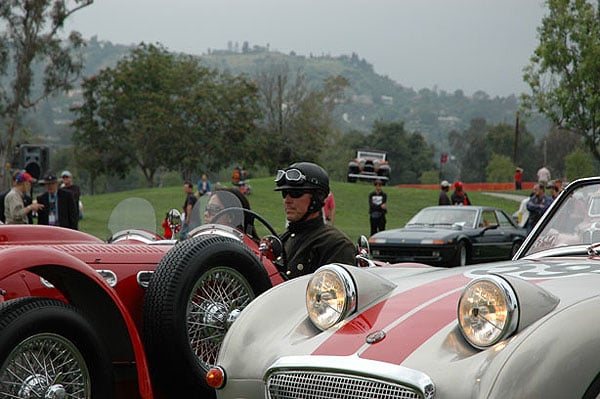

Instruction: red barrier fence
[397,182,536,191]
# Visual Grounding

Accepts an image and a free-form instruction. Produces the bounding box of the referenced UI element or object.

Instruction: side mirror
[356,235,375,267]
[259,235,283,262]
[167,209,182,237]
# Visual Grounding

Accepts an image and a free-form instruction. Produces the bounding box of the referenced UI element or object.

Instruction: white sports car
[207,176,600,399]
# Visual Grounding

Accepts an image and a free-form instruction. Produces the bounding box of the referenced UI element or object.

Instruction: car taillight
[206,366,226,389]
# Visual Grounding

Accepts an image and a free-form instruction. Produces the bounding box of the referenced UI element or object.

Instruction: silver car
[207,176,600,399]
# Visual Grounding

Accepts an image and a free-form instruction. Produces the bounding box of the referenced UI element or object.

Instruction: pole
[513,111,520,165]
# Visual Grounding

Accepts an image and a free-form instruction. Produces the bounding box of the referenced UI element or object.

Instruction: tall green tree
[71,44,260,188]
[449,118,489,182]
[485,154,515,182]
[522,0,600,161]
[252,62,348,171]
[366,121,434,184]
[0,0,92,188]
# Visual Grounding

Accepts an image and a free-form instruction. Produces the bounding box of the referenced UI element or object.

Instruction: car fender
[482,295,600,398]
[0,245,154,398]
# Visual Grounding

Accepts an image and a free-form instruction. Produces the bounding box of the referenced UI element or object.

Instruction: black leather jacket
[281,216,356,279]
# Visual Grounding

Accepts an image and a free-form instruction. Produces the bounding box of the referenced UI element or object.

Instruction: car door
[473,209,511,261]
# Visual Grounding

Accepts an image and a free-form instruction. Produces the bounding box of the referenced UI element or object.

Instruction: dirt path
[482,192,528,202]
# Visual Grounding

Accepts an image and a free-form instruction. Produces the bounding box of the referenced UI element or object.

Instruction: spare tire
[143,235,272,396]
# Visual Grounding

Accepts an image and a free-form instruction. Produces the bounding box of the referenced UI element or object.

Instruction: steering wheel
[209,207,287,269]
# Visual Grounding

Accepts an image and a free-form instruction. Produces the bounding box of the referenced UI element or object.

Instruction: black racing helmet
[274,162,330,208]
[275,162,329,191]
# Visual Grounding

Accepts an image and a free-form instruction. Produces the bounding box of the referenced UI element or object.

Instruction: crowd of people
[438,180,471,206]
[1,169,81,229]
[438,164,565,234]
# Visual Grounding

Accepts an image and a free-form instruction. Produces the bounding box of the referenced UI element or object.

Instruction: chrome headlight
[306,265,357,330]
[457,275,518,349]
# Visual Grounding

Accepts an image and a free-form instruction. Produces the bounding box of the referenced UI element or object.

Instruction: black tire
[454,241,469,266]
[143,235,273,396]
[0,297,114,398]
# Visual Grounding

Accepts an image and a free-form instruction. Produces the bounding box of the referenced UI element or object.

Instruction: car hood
[217,258,600,398]
[370,226,466,242]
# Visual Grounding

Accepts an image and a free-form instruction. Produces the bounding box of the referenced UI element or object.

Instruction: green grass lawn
[77,178,525,241]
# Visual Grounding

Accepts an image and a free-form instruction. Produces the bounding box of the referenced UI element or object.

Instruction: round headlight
[457,275,518,349]
[306,265,357,331]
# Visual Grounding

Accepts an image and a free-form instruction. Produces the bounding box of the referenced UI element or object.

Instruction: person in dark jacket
[275,162,355,279]
[36,170,78,230]
[438,180,451,205]
[451,181,471,206]
[369,179,387,235]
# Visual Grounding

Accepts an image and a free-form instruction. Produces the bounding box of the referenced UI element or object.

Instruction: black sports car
[369,205,527,266]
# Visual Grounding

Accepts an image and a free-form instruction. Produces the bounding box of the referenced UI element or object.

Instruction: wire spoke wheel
[0,333,90,398]
[188,266,255,368]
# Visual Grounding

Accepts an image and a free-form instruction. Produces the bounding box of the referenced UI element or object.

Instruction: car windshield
[524,181,600,256]
[188,190,247,232]
[357,151,386,161]
[107,197,157,235]
[406,207,477,229]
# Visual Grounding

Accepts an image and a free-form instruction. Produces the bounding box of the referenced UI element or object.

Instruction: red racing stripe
[313,274,471,356]
[360,291,461,364]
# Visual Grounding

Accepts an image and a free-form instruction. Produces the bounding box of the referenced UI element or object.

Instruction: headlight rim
[457,274,519,349]
[305,264,357,331]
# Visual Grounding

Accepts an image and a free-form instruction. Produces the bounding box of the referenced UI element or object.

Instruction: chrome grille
[267,371,426,399]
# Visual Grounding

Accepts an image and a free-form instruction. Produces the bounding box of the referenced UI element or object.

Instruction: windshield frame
[515,176,600,259]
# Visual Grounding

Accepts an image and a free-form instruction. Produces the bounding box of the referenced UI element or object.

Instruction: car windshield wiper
[407,222,433,227]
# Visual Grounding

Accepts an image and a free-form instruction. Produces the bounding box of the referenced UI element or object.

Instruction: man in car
[275,162,355,278]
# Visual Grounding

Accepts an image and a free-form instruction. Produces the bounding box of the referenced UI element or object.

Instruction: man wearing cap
[61,170,82,219]
[36,170,79,230]
[4,171,44,224]
[439,180,451,205]
[275,162,355,278]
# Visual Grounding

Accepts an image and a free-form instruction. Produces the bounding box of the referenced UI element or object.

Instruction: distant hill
[28,38,550,147]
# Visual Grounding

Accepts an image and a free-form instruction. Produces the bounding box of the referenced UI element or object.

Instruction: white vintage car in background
[347,149,391,183]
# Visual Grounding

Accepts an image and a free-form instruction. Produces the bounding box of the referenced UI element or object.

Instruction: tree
[72,44,260,188]
[449,118,489,182]
[485,154,515,182]
[486,120,537,179]
[366,121,434,184]
[522,0,600,162]
[565,147,595,180]
[537,126,583,179]
[252,62,348,171]
[0,0,92,189]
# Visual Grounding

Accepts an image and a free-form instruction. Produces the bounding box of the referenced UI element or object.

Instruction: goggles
[281,189,307,199]
[275,168,306,187]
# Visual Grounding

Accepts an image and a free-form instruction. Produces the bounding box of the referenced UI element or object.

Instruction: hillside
[29,38,549,147]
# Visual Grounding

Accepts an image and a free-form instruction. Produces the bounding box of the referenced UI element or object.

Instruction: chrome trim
[458,274,519,349]
[108,229,160,244]
[265,355,435,399]
[187,224,243,241]
[96,269,118,287]
[306,264,358,330]
[137,271,154,288]
[40,269,118,288]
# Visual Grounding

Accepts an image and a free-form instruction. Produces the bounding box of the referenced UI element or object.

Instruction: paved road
[482,192,528,202]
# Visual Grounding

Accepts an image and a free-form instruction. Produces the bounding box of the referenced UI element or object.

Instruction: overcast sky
[63,0,547,97]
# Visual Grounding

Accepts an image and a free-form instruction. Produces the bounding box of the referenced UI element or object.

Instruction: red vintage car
[0,192,287,398]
